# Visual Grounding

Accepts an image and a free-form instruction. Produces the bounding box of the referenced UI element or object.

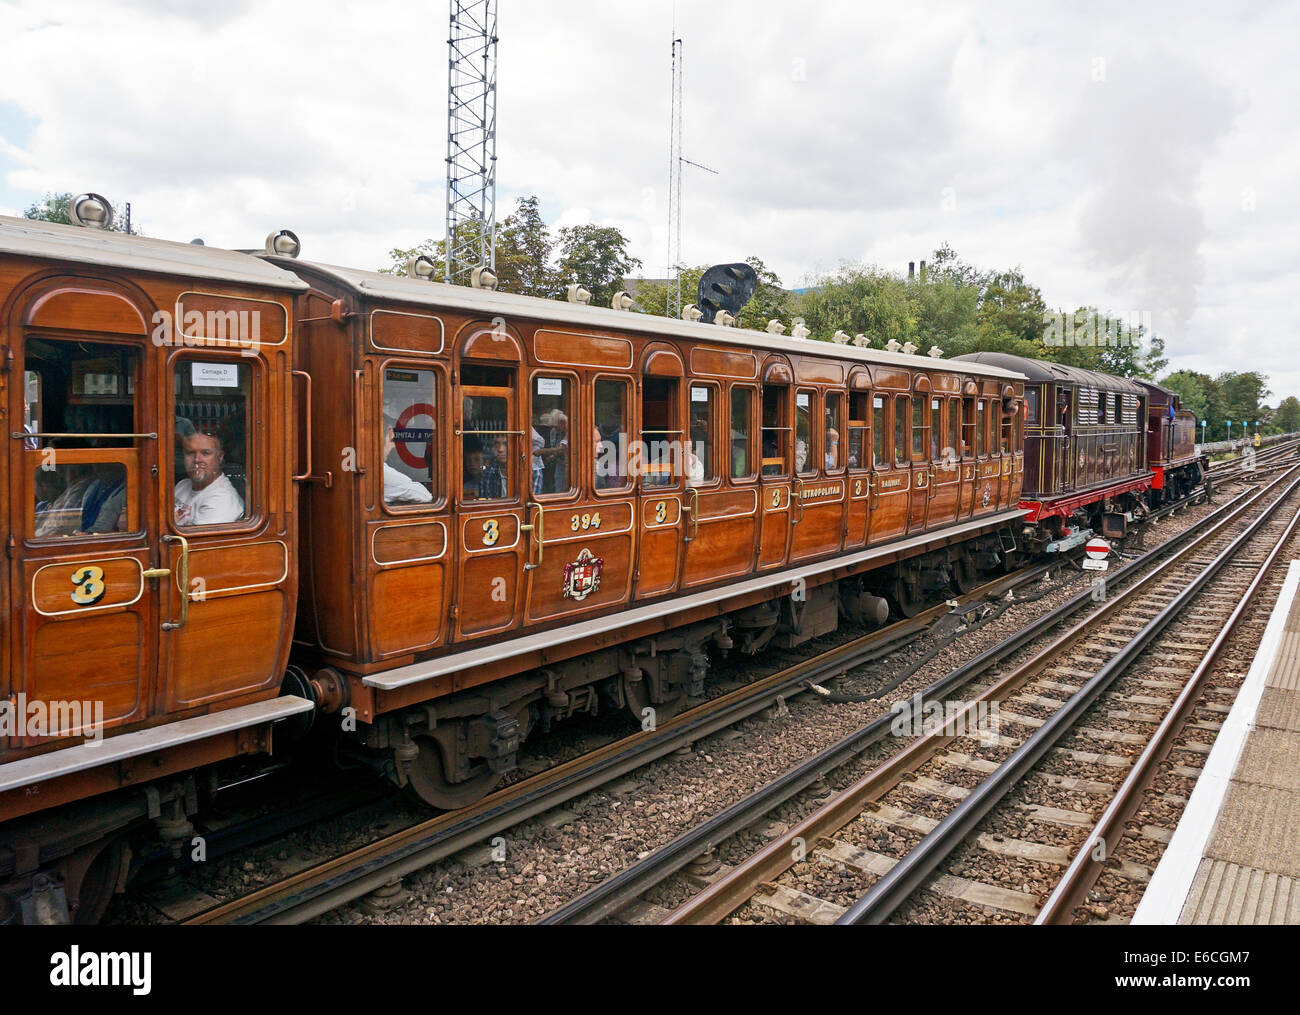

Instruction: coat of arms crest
[562,548,604,601]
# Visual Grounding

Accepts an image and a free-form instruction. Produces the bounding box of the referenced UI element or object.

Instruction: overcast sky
[1,1,1294,406]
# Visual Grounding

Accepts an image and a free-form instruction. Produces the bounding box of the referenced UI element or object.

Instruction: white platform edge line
[364,508,1028,689]
[1132,559,1300,924]
[0,696,314,794]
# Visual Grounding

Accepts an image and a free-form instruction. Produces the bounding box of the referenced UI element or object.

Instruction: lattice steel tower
[445,1,498,285]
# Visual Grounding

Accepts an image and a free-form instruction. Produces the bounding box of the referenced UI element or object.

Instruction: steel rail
[661,472,1289,925]
[181,564,1042,924]
[836,466,1300,924]
[1035,492,1300,923]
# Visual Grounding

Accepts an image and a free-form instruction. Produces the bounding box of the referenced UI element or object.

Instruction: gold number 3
[655,501,667,523]
[482,519,500,546]
[71,565,107,606]
[771,489,781,508]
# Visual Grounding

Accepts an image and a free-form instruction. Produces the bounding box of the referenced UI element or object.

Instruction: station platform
[1134,560,1300,924]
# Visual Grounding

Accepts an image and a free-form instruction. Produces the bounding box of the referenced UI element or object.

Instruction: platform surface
[1135,560,1300,924]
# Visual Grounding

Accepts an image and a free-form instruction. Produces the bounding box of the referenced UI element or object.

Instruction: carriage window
[1113,393,1121,425]
[962,396,976,457]
[873,396,886,468]
[34,461,130,538]
[847,393,868,470]
[795,389,814,475]
[173,359,251,526]
[1026,387,1040,424]
[730,387,754,479]
[912,397,929,462]
[22,370,41,442]
[381,367,438,507]
[531,375,571,496]
[825,392,844,471]
[976,399,986,457]
[894,395,908,466]
[761,385,788,477]
[1001,405,1013,453]
[463,389,514,500]
[642,377,679,488]
[594,378,630,491]
[689,385,716,484]
[948,398,959,462]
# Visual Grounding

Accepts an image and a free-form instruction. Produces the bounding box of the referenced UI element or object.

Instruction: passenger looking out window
[381,414,433,505]
[175,429,245,525]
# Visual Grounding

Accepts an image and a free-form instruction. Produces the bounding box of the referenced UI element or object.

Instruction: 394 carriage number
[571,512,601,531]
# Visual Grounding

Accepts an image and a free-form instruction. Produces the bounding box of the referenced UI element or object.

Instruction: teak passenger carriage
[1,215,1036,921]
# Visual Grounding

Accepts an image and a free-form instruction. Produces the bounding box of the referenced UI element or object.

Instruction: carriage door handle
[161,533,191,631]
[791,479,804,524]
[520,503,544,571]
[684,487,699,542]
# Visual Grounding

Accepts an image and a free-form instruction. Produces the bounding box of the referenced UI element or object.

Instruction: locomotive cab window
[642,377,680,489]
[26,338,143,539]
[594,377,631,492]
[382,366,439,508]
[173,359,251,527]
[462,364,517,502]
[689,384,717,485]
[531,375,572,496]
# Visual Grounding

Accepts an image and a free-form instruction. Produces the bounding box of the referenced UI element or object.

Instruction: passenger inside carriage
[175,430,246,524]
[381,415,433,505]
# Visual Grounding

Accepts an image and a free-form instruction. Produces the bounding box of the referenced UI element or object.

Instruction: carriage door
[867,394,909,546]
[906,383,932,534]
[681,382,758,588]
[524,372,634,624]
[757,367,793,571]
[844,382,871,551]
[13,326,157,745]
[634,351,685,600]
[790,388,845,562]
[454,362,527,640]
[161,334,298,714]
[930,395,961,526]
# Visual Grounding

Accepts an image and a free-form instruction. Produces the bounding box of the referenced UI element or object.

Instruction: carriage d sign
[1083,537,1110,571]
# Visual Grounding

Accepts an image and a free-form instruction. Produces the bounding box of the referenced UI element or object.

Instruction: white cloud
[0,0,1296,398]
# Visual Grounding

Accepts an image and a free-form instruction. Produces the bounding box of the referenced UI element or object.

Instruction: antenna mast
[667,34,684,318]
[445,0,498,285]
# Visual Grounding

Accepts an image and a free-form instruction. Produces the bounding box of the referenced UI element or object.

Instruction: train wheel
[67,835,128,925]
[621,671,686,728]
[952,556,980,595]
[892,577,926,619]
[404,736,500,811]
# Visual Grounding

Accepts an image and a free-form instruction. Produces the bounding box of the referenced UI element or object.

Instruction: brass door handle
[684,487,700,542]
[522,503,544,570]
[161,533,190,631]
[142,567,171,579]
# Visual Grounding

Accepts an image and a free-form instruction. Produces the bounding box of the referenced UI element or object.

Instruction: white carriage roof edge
[0,214,308,292]
[270,256,1028,383]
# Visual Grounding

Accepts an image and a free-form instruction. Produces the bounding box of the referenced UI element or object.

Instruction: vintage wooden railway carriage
[270,253,1026,809]
[1137,379,1206,505]
[956,352,1152,548]
[0,214,311,922]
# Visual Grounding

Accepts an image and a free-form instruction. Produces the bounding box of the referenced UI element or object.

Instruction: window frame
[168,348,263,534]
[592,373,634,497]
[795,387,817,478]
[824,389,846,474]
[380,358,447,515]
[459,378,521,506]
[528,368,579,502]
[728,383,758,483]
[761,383,791,479]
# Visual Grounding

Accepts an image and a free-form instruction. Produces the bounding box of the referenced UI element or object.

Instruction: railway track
[175,560,1055,924]
[150,470,1262,925]
[626,464,1300,925]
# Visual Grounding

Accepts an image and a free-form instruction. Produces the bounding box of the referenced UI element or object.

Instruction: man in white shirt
[383,421,433,504]
[175,431,245,525]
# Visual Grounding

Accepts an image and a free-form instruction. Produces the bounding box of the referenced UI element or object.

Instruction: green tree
[1274,395,1300,434]
[493,196,556,298]
[554,224,642,309]
[788,264,914,347]
[24,191,142,234]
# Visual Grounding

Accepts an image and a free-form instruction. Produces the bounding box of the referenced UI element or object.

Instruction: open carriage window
[761,385,788,477]
[173,359,251,526]
[642,377,680,489]
[594,378,630,491]
[382,366,438,507]
[25,338,142,539]
[847,392,868,470]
